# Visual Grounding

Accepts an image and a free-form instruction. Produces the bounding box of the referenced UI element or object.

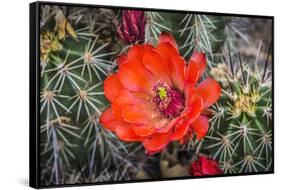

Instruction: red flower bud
[190,156,223,176]
[117,10,146,44]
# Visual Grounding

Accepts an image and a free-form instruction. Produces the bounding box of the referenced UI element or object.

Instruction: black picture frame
[30,1,274,188]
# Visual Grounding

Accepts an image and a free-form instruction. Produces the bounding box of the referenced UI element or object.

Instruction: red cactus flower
[190,156,223,176]
[100,32,221,155]
[117,10,146,44]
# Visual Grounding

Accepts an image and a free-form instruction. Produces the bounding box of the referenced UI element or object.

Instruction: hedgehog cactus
[37,4,272,186]
[39,6,132,185]
[202,44,272,174]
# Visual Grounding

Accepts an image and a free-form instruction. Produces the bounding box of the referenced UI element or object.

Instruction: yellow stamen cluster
[158,86,167,100]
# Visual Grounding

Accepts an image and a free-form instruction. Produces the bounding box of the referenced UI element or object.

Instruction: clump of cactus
[39,5,133,185]
[201,41,272,173]
[39,4,272,186]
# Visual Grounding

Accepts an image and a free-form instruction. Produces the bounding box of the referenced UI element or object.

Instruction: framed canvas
[29,1,274,188]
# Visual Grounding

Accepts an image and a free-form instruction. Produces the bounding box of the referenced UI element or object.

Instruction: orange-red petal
[116,54,127,65]
[143,132,171,154]
[142,48,171,85]
[184,96,203,124]
[185,52,206,86]
[112,90,157,123]
[132,124,154,137]
[183,83,195,106]
[158,32,178,51]
[154,117,178,133]
[111,90,135,119]
[122,105,150,125]
[100,107,144,141]
[157,42,179,60]
[185,61,200,86]
[190,51,206,76]
[170,119,190,141]
[99,108,117,132]
[104,74,123,102]
[127,44,145,61]
[115,122,141,142]
[191,115,209,140]
[196,77,221,108]
[170,56,186,91]
[118,60,154,94]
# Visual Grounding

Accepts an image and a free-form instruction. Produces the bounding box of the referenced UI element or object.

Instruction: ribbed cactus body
[202,50,272,174]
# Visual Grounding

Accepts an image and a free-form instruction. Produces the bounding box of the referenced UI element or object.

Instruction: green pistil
[158,87,167,100]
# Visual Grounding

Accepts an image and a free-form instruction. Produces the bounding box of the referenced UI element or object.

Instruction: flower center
[153,81,185,118]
